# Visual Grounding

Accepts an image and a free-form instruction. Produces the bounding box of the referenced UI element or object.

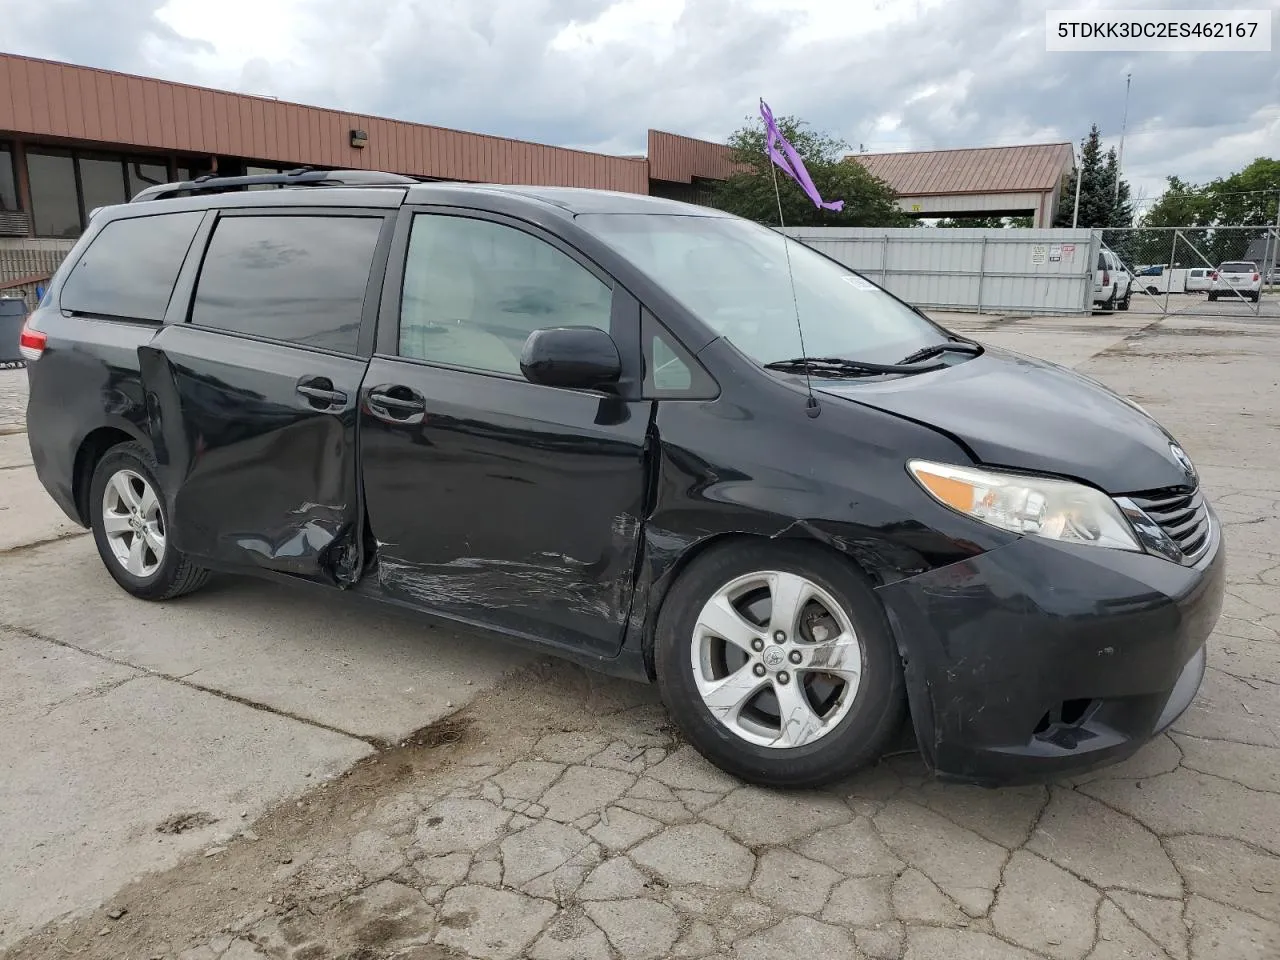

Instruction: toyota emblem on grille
[1170,443,1196,480]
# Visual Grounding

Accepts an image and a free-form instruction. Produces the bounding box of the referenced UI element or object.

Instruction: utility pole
[1270,189,1280,287]
[1115,72,1131,204]
[1072,144,1082,228]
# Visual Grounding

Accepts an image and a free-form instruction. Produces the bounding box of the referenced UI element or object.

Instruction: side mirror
[520,326,621,390]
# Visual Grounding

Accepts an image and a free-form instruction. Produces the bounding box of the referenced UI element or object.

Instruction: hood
[816,347,1194,494]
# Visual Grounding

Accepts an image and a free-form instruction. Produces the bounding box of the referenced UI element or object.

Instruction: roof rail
[129,167,420,203]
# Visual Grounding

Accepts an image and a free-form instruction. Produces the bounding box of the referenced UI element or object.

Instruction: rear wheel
[89,442,211,601]
[1208,293,1217,301]
[654,541,906,788]
[1117,289,1131,310]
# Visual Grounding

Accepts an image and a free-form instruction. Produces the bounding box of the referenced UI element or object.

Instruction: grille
[1129,485,1211,563]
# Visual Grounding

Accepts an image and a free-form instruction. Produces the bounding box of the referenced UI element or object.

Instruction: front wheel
[89,442,211,601]
[654,541,906,788]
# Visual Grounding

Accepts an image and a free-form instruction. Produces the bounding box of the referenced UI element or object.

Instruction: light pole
[1115,73,1131,204]
[1072,144,1082,228]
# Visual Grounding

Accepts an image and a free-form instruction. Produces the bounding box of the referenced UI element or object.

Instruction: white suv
[1093,249,1132,311]
[1208,261,1262,302]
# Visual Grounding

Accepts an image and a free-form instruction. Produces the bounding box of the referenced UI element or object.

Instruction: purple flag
[760,99,844,212]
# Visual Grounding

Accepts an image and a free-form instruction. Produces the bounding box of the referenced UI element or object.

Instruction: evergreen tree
[1054,124,1134,229]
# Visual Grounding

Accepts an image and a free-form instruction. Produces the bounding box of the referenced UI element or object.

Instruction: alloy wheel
[101,468,166,578]
[690,570,863,748]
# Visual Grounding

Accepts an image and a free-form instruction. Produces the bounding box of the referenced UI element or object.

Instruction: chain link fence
[1098,226,1279,317]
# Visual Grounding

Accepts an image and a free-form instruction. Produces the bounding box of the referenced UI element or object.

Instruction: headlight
[908,460,1141,551]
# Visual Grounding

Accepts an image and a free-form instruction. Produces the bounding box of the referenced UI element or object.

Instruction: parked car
[1184,267,1212,292]
[1,296,29,368]
[1208,261,1262,302]
[1093,249,1132,311]
[23,170,1225,788]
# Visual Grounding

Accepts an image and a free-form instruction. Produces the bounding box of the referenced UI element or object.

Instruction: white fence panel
[782,227,1099,315]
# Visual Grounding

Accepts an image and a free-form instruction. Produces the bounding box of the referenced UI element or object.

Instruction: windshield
[578,213,942,367]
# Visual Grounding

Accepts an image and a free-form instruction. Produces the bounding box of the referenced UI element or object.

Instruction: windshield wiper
[896,340,982,365]
[763,355,945,377]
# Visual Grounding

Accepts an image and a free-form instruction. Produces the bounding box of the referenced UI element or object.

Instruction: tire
[89,441,211,601]
[653,540,907,788]
[1207,293,1216,302]
[1117,290,1130,311]
[1146,285,1159,296]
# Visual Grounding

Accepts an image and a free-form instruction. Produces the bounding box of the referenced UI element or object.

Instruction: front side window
[579,213,940,368]
[398,214,613,375]
[61,212,203,321]
[190,215,383,354]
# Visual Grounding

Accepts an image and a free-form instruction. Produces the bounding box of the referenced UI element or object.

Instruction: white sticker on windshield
[841,275,877,291]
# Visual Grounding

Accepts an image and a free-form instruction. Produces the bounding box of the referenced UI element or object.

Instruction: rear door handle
[297,376,348,409]
[368,386,427,421]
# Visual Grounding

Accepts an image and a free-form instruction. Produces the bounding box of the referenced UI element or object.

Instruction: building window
[25,149,175,237]
[127,160,170,198]
[79,154,129,218]
[0,143,18,213]
[27,150,81,238]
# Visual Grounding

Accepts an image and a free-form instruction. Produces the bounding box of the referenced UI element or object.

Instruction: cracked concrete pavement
[2,305,1278,960]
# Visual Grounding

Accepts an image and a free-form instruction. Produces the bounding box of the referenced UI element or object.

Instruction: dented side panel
[359,356,652,657]
[139,324,367,582]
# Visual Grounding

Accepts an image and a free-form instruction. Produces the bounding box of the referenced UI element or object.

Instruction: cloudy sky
[3,0,1278,206]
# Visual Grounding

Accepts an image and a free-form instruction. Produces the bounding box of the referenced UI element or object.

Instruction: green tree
[936,215,1034,228]
[1054,123,1134,229]
[1139,158,1280,266]
[710,114,912,227]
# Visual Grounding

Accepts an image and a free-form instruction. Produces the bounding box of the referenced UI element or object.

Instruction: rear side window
[60,212,202,321]
[190,215,383,353]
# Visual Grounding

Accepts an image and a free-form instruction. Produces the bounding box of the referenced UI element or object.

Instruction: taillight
[19,318,46,362]
[1209,271,1217,280]
[1102,270,1110,286]
[1253,274,1260,282]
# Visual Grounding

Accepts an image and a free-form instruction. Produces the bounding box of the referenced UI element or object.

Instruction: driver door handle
[368,386,427,421]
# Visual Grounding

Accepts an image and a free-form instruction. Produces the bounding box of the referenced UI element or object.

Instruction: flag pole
[765,106,820,418]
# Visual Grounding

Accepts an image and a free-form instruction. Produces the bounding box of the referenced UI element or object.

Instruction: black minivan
[23,170,1225,788]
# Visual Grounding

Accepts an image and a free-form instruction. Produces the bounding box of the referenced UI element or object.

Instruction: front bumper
[876,511,1225,785]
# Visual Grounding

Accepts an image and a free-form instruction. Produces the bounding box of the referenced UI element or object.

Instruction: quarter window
[641,310,717,398]
[190,215,383,354]
[398,214,613,375]
[60,212,203,321]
